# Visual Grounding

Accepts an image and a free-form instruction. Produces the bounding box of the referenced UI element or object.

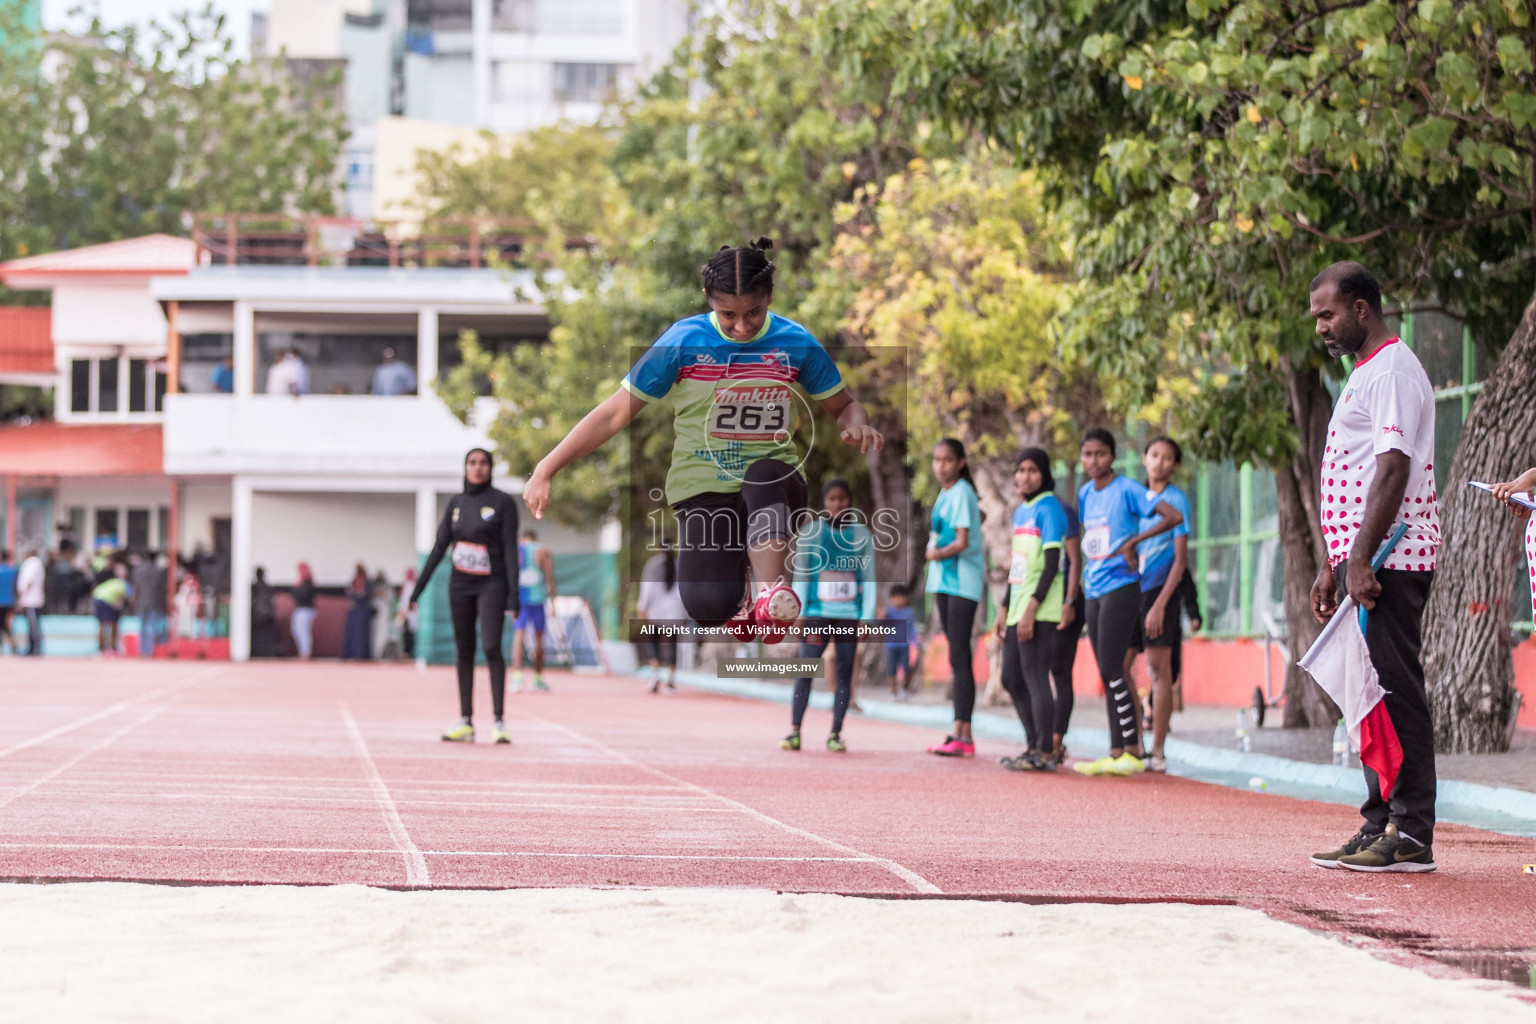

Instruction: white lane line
[47,773,688,792]
[339,701,430,888]
[0,666,225,761]
[0,842,871,864]
[519,713,943,895]
[57,792,737,813]
[0,703,171,812]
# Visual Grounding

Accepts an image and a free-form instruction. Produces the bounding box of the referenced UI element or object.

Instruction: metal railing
[188,213,547,269]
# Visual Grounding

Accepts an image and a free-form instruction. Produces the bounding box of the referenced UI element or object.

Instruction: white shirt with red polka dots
[1526,515,1536,622]
[1320,338,1440,571]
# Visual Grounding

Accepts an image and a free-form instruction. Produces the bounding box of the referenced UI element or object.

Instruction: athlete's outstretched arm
[525,389,648,519]
[819,390,884,454]
[406,501,455,611]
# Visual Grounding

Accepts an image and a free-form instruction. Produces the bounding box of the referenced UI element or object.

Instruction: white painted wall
[179,481,233,552]
[162,394,498,477]
[252,491,417,586]
[51,283,168,348]
[265,0,374,59]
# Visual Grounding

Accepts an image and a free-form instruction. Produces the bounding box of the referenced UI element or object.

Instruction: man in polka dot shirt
[1308,261,1440,873]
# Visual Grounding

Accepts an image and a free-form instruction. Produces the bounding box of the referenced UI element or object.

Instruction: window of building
[126,509,151,551]
[158,506,170,551]
[70,360,90,413]
[97,356,119,412]
[129,358,148,412]
[94,508,119,549]
[552,62,619,103]
[68,356,165,415]
[127,358,166,413]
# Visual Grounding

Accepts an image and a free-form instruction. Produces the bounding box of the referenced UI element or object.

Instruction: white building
[256,0,691,218]
[0,229,600,661]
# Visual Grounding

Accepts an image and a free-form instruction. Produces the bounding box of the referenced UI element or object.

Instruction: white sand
[0,884,1529,1023]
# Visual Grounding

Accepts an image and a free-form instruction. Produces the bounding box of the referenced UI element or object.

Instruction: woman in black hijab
[406,448,521,744]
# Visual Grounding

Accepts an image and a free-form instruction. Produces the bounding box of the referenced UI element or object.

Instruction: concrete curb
[663,669,1536,830]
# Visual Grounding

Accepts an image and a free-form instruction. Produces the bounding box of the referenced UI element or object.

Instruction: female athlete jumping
[522,239,883,640]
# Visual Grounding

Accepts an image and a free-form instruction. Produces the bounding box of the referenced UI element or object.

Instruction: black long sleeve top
[409,486,521,610]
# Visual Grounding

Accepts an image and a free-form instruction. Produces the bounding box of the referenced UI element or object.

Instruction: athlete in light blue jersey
[511,530,555,692]
[783,478,876,752]
[1072,429,1183,777]
[1129,437,1192,772]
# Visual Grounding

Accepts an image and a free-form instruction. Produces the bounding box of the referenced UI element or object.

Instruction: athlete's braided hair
[700,237,776,297]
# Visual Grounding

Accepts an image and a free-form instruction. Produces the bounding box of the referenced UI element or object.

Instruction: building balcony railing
[162,392,500,477]
[188,213,548,269]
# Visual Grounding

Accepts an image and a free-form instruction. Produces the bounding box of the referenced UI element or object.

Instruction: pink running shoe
[752,578,800,645]
[926,735,975,757]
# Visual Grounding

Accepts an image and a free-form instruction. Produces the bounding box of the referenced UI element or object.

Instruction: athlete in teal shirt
[784,478,876,753]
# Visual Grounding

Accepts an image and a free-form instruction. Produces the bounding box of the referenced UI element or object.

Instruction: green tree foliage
[825,0,1536,746]
[0,2,346,276]
[412,123,616,239]
[804,155,1095,579]
[434,2,963,595]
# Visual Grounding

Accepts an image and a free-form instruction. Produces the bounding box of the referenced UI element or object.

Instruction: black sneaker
[999,753,1040,772]
[1338,824,1436,873]
[1310,825,1385,869]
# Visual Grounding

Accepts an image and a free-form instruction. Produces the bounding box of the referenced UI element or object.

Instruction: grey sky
[42,0,268,57]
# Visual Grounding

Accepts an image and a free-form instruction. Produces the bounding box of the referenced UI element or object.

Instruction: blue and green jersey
[622,313,846,505]
[518,541,547,605]
[1006,493,1067,625]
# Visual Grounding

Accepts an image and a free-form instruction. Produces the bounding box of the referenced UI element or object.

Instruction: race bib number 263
[711,384,790,441]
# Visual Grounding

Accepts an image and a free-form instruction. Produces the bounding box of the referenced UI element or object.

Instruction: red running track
[1,661,1532,970]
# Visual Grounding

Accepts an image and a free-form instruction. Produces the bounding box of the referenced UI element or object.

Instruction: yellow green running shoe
[493,723,511,745]
[826,733,847,753]
[780,731,801,751]
[441,722,475,742]
[1072,755,1118,776]
[1106,752,1146,776]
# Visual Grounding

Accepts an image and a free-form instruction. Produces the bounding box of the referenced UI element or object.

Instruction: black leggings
[793,620,857,733]
[1085,582,1141,751]
[1051,600,1083,736]
[449,577,508,720]
[934,593,979,724]
[675,459,808,627]
[1000,622,1036,749]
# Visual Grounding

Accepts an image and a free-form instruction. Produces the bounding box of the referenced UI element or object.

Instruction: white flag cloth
[1298,596,1381,746]
[1297,595,1404,798]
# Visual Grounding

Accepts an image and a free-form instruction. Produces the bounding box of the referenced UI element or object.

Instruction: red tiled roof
[0,307,53,375]
[0,422,163,477]
[0,234,198,283]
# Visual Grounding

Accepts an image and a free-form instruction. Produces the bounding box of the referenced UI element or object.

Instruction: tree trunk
[865,426,916,596]
[1277,360,1340,727]
[1423,290,1536,753]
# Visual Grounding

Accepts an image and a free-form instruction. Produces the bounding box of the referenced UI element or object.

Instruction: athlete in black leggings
[1053,504,1086,746]
[1073,429,1183,776]
[406,448,521,745]
[521,239,883,646]
[924,439,986,757]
